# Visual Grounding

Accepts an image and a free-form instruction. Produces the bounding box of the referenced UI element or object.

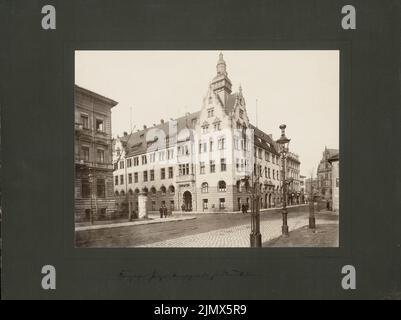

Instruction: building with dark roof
[317,146,339,208]
[75,85,118,222]
[112,53,301,214]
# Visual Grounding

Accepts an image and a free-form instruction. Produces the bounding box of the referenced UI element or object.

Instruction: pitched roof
[328,152,339,163]
[123,111,200,157]
[249,124,280,155]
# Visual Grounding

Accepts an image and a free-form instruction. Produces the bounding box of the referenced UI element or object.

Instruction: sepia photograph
[74,50,339,248]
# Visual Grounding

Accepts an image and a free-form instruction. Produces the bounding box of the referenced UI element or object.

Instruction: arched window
[120,190,125,196]
[142,187,148,194]
[218,181,226,192]
[115,190,119,196]
[134,188,140,194]
[150,187,157,195]
[160,186,166,194]
[169,185,175,194]
[128,189,134,196]
[201,182,208,193]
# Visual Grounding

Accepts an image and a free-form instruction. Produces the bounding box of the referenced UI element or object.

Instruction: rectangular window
[96,178,105,198]
[219,198,225,209]
[220,158,226,172]
[202,126,208,134]
[150,153,156,163]
[142,155,147,165]
[210,160,216,173]
[96,119,104,132]
[161,168,166,179]
[97,149,105,163]
[218,137,225,150]
[200,162,205,174]
[114,162,118,171]
[214,122,221,131]
[203,199,208,210]
[81,179,90,198]
[134,157,139,166]
[134,172,138,183]
[120,175,124,185]
[159,151,165,161]
[207,108,214,118]
[115,175,118,185]
[265,151,270,161]
[209,140,213,152]
[168,167,173,179]
[81,114,89,129]
[143,171,148,182]
[150,170,155,181]
[119,160,124,169]
[126,158,132,168]
[336,178,339,188]
[81,146,89,161]
[128,173,132,184]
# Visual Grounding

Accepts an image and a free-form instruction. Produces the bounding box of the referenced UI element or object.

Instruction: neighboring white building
[113,53,298,214]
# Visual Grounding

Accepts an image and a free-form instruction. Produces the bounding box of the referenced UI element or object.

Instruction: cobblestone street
[75,205,339,248]
[137,213,338,247]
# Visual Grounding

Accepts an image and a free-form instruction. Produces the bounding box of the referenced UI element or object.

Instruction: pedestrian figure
[241,204,247,214]
[159,206,163,218]
[163,205,168,218]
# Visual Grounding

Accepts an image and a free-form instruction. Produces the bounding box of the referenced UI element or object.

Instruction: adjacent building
[316,147,339,203]
[75,85,118,222]
[286,152,302,204]
[328,152,339,212]
[112,53,301,214]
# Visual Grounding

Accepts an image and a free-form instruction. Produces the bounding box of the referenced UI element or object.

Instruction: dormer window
[239,109,244,119]
[207,108,214,118]
[202,125,209,134]
[214,122,221,131]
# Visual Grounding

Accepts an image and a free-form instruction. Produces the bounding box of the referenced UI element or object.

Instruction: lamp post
[88,171,95,225]
[242,175,262,247]
[276,124,290,236]
[309,173,316,229]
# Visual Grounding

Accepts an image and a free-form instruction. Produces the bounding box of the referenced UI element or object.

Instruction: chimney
[161,119,165,124]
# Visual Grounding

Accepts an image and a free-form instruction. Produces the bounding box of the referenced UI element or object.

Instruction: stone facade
[316,147,339,209]
[75,85,117,222]
[328,153,339,212]
[113,54,299,214]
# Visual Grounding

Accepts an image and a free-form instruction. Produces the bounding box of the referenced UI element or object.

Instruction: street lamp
[242,175,262,247]
[276,124,290,236]
[88,171,95,225]
[309,173,316,229]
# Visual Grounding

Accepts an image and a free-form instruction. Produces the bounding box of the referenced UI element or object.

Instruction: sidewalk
[75,215,196,232]
[263,223,339,247]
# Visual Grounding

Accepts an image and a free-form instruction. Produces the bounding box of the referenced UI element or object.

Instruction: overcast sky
[75,50,339,177]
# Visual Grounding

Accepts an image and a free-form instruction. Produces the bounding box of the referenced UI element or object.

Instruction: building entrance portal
[183,191,192,212]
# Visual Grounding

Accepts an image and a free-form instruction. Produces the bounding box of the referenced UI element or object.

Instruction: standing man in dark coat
[159,206,163,218]
[163,205,168,218]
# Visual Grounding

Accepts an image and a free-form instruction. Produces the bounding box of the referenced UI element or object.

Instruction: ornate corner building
[112,53,303,215]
